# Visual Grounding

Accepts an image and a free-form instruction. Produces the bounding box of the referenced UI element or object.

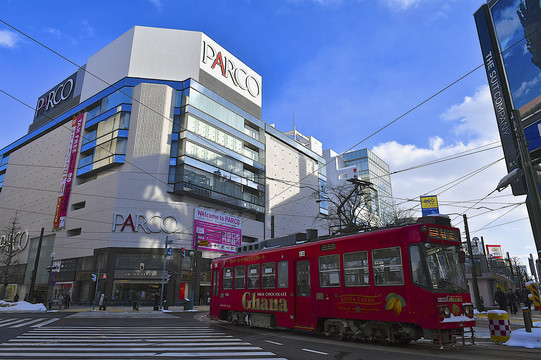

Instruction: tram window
[409,245,429,287]
[234,266,246,289]
[372,247,404,286]
[247,264,260,289]
[262,262,276,289]
[277,261,288,288]
[223,267,233,289]
[319,254,340,287]
[343,251,369,286]
[296,260,311,297]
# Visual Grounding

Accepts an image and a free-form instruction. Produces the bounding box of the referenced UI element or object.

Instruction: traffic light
[167,274,171,283]
[102,273,107,280]
[181,247,185,258]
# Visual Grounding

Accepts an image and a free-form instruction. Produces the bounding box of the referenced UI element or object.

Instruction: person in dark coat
[505,289,517,314]
[13,293,19,302]
[495,288,507,311]
[63,293,71,309]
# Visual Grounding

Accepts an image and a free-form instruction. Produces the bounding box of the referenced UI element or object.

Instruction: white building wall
[265,134,327,238]
[0,123,71,263]
[81,27,203,103]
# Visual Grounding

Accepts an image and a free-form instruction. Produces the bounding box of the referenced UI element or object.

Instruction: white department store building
[0,26,328,305]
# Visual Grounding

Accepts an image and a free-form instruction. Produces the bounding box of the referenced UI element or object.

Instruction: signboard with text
[193,208,242,254]
[420,195,439,217]
[486,244,504,259]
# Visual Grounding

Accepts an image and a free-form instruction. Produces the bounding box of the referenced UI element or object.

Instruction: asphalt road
[0,310,538,359]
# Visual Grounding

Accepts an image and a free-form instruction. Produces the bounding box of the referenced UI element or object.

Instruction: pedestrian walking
[154,293,160,311]
[495,288,507,311]
[99,293,107,311]
[63,293,71,309]
[13,293,19,302]
[506,289,517,314]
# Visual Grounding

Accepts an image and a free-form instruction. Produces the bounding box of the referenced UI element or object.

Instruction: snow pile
[504,328,541,349]
[0,300,46,312]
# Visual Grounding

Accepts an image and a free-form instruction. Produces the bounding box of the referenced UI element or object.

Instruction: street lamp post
[462,214,484,312]
[47,252,55,310]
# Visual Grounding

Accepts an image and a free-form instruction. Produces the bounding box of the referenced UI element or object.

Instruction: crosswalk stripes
[0,326,287,359]
[0,317,61,328]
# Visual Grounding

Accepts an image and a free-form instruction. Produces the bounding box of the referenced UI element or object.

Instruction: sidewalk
[475,309,541,326]
[49,304,210,313]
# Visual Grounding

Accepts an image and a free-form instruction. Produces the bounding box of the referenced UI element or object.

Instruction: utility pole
[92,263,100,311]
[160,236,172,310]
[463,214,484,311]
[191,234,200,308]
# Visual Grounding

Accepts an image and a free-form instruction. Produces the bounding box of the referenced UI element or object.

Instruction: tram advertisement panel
[193,207,242,253]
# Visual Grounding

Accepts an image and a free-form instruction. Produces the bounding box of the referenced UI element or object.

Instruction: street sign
[199,240,209,247]
[167,247,173,256]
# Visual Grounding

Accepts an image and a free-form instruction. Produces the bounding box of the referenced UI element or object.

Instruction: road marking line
[302,348,328,355]
[0,318,29,327]
[30,318,60,327]
[265,340,284,346]
[10,318,46,328]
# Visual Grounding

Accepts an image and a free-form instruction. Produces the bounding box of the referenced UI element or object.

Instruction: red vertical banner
[53,113,85,230]
[180,283,186,300]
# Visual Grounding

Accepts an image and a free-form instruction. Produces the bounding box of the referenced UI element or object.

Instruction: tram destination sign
[428,227,460,242]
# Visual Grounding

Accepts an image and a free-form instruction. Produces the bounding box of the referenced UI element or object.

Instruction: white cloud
[372,85,535,272]
[440,85,499,141]
[515,71,541,99]
[0,30,19,48]
[44,27,62,37]
[493,0,522,50]
[385,0,422,10]
[150,0,163,11]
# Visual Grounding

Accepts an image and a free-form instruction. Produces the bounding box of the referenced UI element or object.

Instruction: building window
[67,228,82,237]
[71,201,86,210]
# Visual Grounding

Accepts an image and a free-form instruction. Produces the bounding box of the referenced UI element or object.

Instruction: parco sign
[35,76,76,118]
[201,38,262,107]
[112,213,180,234]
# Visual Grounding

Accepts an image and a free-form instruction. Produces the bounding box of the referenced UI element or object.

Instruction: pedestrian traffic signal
[91,273,97,282]
[167,274,171,282]
[181,247,185,258]
[102,273,107,280]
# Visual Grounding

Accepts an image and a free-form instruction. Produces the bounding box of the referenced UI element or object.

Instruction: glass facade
[169,83,265,213]
[77,87,134,176]
[343,149,394,225]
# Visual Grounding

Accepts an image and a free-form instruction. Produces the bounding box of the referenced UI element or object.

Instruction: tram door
[294,259,314,330]
[210,266,220,314]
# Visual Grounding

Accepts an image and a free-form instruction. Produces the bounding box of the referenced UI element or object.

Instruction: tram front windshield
[410,244,468,292]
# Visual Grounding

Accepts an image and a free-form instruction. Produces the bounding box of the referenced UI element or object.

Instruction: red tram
[210,219,475,345]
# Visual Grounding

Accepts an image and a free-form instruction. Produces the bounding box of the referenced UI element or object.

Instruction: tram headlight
[463,304,474,318]
[438,305,451,318]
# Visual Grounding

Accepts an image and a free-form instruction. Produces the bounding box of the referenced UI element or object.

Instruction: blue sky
[0,0,538,272]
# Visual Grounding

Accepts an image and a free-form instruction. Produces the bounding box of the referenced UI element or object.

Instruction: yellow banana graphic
[385,296,397,310]
[385,293,406,316]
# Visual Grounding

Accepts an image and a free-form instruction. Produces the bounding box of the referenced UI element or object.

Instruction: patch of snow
[0,300,46,312]
[504,328,541,349]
